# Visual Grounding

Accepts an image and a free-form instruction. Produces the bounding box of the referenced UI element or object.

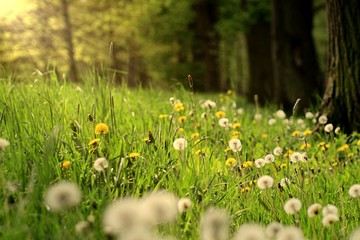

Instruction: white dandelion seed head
[75,220,90,236]
[322,204,338,216]
[140,191,179,225]
[300,152,308,162]
[93,157,109,172]
[0,138,10,151]
[349,184,360,198]
[237,108,244,115]
[201,99,217,109]
[305,112,314,119]
[318,115,328,124]
[201,112,208,119]
[234,223,266,240]
[324,123,334,133]
[296,119,305,128]
[349,227,360,240]
[273,147,283,156]
[307,203,322,218]
[283,119,290,125]
[280,178,291,187]
[178,198,192,213]
[254,113,262,121]
[265,222,283,239]
[334,127,341,135]
[44,181,81,212]
[264,154,275,163]
[268,118,276,126]
[173,138,187,151]
[200,208,229,240]
[276,226,305,240]
[284,198,302,215]
[229,138,242,152]
[322,213,339,227]
[257,175,274,190]
[218,118,229,128]
[275,110,286,119]
[290,152,302,163]
[255,158,266,168]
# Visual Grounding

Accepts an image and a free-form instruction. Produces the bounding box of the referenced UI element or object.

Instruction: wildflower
[349,184,360,198]
[273,147,283,156]
[178,116,186,124]
[284,149,293,158]
[159,114,169,119]
[200,208,229,240]
[44,181,81,212]
[226,158,237,167]
[191,132,200,138]
[292,130,300,137]
[141,191,179,225]
[88,138,100,146]
[322,213,339,227]
[284,198,302,215]
[233,122,241,129]
[264,154,275,163]
[254,113,262,121]
[0,138,10,151]
[261,133,268,138]
[178,198,192,213]
[201,112,208,119]
[201,100,216,109]
[173,138,187,151]
[307,203,322,218]
[229,138,242,152]
[296,119,305,127]
[303,129,312,136]
[240,187,250,193]
[322,204,338,216]
[237,108,244,115]
[227,90,232,95]
[324,123,334,133]
[234,223,266,240]
[279,178,291,187]
[276,226,305,240]
[276,110,286,119]
[337,144,349,152]
[265,222,283,239]
[280,163,287,169]
[173,102,185,111]
[268,118,276,125]
[242,161,253,168]
[232,131,240,138]
[128,152,140,158]
[349,227,360,240]
[95,123,109,135]
[318,115,328,124]
[93,157,109,172]
[305,112,314,119]
[75,220,90,236]
[218,118,229,128]
[334,127,341,134]
[257,175,274,190]
[357,139,360,146]
[61,160,72,169]
[298,143,308,151]
[255,158,266,168]
[215,111,226,118]
[289,152,302,163]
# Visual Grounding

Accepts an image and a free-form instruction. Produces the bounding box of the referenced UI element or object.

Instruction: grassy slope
[0,75,359,239]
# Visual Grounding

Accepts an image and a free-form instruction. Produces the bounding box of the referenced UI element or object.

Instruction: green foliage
[0,72,360,239]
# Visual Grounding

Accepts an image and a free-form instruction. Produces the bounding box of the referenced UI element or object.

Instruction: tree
[319,0,360,133]
[271,0,322,110]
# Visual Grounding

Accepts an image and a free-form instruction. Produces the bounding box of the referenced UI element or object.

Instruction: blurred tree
[271,0,322,110]
[319,0,360,132]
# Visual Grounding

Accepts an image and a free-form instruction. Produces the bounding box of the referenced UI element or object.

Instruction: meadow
[0,74,359,240]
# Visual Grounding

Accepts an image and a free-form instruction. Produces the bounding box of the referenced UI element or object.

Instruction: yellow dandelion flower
[284,150,293,158]
[232,123,241,129]
[194,139,201,145]
[292,130,300,137]
[224,147,232,152]
[317,142,325,147]
[357,139,360,146]
[240,187,250,193]
[95,123,109,135]
[143,137,150,143]
[227,90,233,95]
[215,111,226,118]
[178,116,186,124]
[191,132,199,138]
[303,129,312,136]
[159,114,169,119]
[321,146,326,151]
[261,133,268,139]
[280,163,287,169]
[348,152,354,157]
[232,131,240,136]
[242,161,253,168]
[61,160,71,169]
[88,138,100,146]
[173,103,185,112]
[332,162,338,167]
[226,157,237,166]
[128,152,140,158]
[325,143,330,148]
[300,143,310,150]
[177,128,184,134]
[338,144,349,152]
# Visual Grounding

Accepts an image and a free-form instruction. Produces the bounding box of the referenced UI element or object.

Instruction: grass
[0,73,359,240]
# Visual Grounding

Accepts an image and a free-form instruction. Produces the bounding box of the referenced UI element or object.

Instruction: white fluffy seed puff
[0,138,10,151]
[228,138,242,152]
[234,223,266,240]
[44,181,81,212]
[257,175,274,190]
[349,184,360,198]
[173,138,187,151]
[200,208,230,240]
[307,203,322,218]
[93,157,109,172]
[284,198,302,215]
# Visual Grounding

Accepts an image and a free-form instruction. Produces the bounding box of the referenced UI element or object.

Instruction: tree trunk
[127,40,149,88]
[60,0,79,82]
[271,0,321,110]
[190,0,221,91]
[320,0,360,133]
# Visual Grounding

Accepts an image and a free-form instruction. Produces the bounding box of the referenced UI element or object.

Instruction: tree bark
[271,0,322,110]
[190,0,221,91]
[320,0,360,133]
[60,0,79,82]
